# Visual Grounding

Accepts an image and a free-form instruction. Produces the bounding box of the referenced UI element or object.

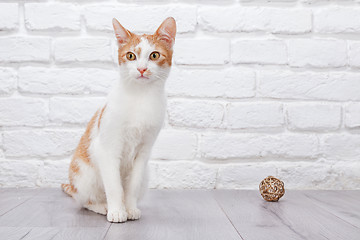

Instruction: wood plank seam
[102,222,113,239]
[265,206,308,240]
[19,229,31,240]
[213,195,245,240]
[0,193,36,217]
[303,193,360,230]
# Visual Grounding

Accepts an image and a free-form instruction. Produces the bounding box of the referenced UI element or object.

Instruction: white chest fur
[99,81,166,164]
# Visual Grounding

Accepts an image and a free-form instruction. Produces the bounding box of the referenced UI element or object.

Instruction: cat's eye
[126,52,136,61]
[149,52,160,60]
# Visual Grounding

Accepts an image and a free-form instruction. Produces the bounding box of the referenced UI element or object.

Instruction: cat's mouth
[137,75,149,79]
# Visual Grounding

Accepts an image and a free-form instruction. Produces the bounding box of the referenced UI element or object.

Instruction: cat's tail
[61,183,76,197]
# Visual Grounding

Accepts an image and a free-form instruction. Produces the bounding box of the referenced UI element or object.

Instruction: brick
[349,41,360,68]
[227,102,284,129]
[286,104,341,131]
[199,6,311,34]
[0,98,47,127]
[258,71,360,101]
[0,37,50,63]
[84,5,196,33]
[288,39,347,68]
[54,38,113,63]
[314,7,360,33]
[0,68,17,95]
[0,3,18,31]
[3,130,82,157]
[0,160,42,187]
[216,163,277,189]
[276,162,334,189]
[49,97,106,124]
[330,161,360,189]
[168,100,225,128]
[39,159,70,187]
[345,103,360,128]
[231,40,287,65]
[25,3,80,31]
[19,67,117,95]
[167,67,255,98]
[200,133,319,159]
[322,134,360,161]
[150,161,217,189]
[152,130,197,160]
[174,39,229,65]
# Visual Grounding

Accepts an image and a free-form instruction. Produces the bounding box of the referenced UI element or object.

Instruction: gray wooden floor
[0,189,359,240]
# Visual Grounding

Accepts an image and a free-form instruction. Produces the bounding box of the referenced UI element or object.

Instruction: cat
[61,17,176,223]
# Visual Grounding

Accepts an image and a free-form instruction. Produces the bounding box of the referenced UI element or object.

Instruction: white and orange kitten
[61,17,176,223]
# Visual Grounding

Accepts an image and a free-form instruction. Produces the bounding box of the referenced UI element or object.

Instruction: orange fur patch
[145,34,173,66]
[118,34,141,64]
[75,110,99,164]
[61,183,77,195]
[117,33,173,67]
[98,105,107,129]
[68,110,99,186]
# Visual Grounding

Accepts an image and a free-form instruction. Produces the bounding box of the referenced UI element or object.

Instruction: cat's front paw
[127,207,141,220]
[107,209,128,223]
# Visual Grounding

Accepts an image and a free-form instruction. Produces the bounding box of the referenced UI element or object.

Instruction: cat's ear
[155,17,176,49]
[112,18,131,46]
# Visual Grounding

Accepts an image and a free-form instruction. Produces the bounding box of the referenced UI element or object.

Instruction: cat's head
[112,17,176,84]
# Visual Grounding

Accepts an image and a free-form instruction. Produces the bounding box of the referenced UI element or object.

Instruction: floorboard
[213,190,304,240]
[263,191,360,240]
[302,191,360,229]
[0,188,110,228]
[0,227,32,240]
[24,227,109,240]
[0,188,359,240]
[340,190,360,200]
[0,227,109,240]
[0,188,41,216]
[105,190,241,240]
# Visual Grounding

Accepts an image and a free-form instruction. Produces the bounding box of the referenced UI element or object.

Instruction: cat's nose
[137,68,147,75]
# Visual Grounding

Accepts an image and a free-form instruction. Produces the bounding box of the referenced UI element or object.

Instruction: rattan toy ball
[259,176,285,202]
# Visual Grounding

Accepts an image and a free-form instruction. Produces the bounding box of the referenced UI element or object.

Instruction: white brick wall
[0,0,359,190]
[288,39,347,68]
[314,7,360,33]
[0,68,17,95]
[227,103,284,129]
[232,40,287,65]
[0,37,50,62]
[349,42,360,67]
[0,98,48,127]
[345,103,360,128]
[198,6,311,34]
[25,3,81,31]
[3,130,82,157]
[175,39,230,65]
[18,67,117,95]
[0,4,18,31]
[286,103,341,131]
[49,97,106,124]
[54,38,113,63]
[84,5,197,33]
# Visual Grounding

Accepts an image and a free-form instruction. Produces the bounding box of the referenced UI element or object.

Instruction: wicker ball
[259,176,285,202]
